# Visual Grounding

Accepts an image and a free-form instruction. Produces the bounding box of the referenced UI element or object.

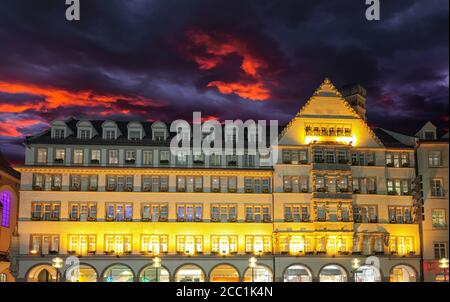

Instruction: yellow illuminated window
[140,235,167,254]
[176,235,203,254]
[211,235,238,255]
[104,235,132,254]
[245,236,271,254]
[68,235,96,255]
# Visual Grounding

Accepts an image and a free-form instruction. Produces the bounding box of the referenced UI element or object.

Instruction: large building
[0,150,20,282]
[13,79,426,282]
[415,123,449,282]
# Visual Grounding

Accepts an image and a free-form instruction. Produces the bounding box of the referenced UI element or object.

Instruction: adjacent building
[13,79,427,282]
[0,150,20,282]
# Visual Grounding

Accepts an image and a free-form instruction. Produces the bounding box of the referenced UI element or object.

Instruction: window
[108,150,118,165]
[434,242,447,259]
[314,149,324,163]
[353,206,377,223]
[245,236,271,254]
[69,175,98,191]
[154,131,165,141]
[104,130,116,140]
[279,235,315,254]
[386,152,409,167]
[69,202,97,221]
[284,204,309,222]
[209,153,222,166]
[211,235,238,255]
[129,130,141,140]
[1,191,11,227]
[105,203,133,221]
[37,148,47,163]
[104,235,132,254]
[337,150,348,163]
[245,205,271,222]
[90,149,101,163]
[141,203,168,222]
[31,202,60,221]
[73,149,84,164]
[389,236,413,256]
[431,209,446,228]
[425,131,435,140]
[387,179,410,195]
[176,151,188,165]
[428,151,442,167]
[32,174,62,191]
[29,235,59,254]
[141,235,168,255]
[159,150,170,164]
[388,207,413,224]
[106,175,133,192]
[226,154,237,166]
[367,177,377,193]
[54,149,65,162]
[325,150,335,163]
[54,128,65,139]
[431,179,444,196]
[143,150,153,165]
[193,152,204,164]
[176,235,203,255]
[79,129,91,140]
[125,150,136,163]
[0,273,6,282]
[68,235,96,255]
[211,204,237,222]
[177,204,203,222]
[141,175,168,192]
[244,177,270,193]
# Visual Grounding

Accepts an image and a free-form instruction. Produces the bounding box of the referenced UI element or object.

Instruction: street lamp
[439,258,449,282]
[352,258,361,282]
[249,256,257,282]
[52,257,63,282]
[153,256,161,282]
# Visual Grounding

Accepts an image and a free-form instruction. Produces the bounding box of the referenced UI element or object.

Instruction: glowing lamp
[439,258,449,269]
[52,257,64,269]
[352,258,360,270]
[249,256,257,268]
[152,256,161,268]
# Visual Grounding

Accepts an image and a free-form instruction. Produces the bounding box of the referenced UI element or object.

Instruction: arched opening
[103,264,134,282]
[284,264,313,282]
[319,264,348,282]
[66,264,98,282]
[175,264,205,282]
[27,264,58,282]
[139,266,170,282]
[243,265,273,282]
[209,264,240,282]
[390,265,416,282]
[355,265,381,282]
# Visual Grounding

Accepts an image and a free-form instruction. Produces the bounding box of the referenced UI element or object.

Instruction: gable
[279,78,383,148]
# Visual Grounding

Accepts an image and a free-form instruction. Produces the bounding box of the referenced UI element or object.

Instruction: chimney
[340,83,367,121]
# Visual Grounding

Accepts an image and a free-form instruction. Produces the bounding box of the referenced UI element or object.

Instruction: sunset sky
[0,0,448,164]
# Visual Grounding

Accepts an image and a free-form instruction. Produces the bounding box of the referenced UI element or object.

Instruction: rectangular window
[29,235,60,255]
[143,150,153,165]
[104,235,132,254]
[68,235,96,255]
[431,179,444,196]
[177,204,203,222]
[432,209,446,228]
[54,129,65,139]
[159,150,170,164]
[314,149,324,163]
[37,148,48,163]
[69,202,97,221]
[209,153,221,166]
[54,149,65,162]
[211,235,238,255]
[141,235,168,255]
[211,204,237,222]
[105,203,133,221]
[429,151,442,167]
[129,130,141,140]
[125,150,136,163]
[79,129,91,140]
[73,149,84,164]
[105,130,116,140]
[108,150,118,164]
[176,151,188,165]
[434,242,447,259]
[245,205,271,222]
[141,203,168,222]
[176,235,203,255]
[245,236,271,254]
[31,202,60,221]
[90,149,101,163]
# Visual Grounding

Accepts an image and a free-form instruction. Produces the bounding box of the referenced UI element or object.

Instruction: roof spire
[314,77,342,97]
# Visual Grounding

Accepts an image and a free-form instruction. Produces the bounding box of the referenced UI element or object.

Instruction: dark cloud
[0,0,448,163]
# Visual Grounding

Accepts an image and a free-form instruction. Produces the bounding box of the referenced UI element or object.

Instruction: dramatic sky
[0,0,448,164]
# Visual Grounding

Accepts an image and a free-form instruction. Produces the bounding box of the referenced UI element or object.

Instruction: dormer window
[129,131,141,141]
[154,131,165,141]
[105,130,116,140]
[79,129,91,140]
[151,121,168,141]
[424,131,435,140]
[54,129,65,139]
[127,122,144,141]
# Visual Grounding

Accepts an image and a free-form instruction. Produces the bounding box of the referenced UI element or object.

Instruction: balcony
[312,162,351,171]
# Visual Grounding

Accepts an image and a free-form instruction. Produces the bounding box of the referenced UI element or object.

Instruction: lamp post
[439,258,449,282]
[352,258,361,282]
[52,257,63,282]
[249,256,257,282]
[153,256,161,282]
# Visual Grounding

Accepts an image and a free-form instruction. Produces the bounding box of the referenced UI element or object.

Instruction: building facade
[13,79,424,282]
[415,123,449,282]
[0,150,20,282]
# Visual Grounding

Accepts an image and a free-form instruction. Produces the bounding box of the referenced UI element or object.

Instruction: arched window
[284,264,313,282]
[139,266,170,282]
[355,265,381,282]
[210,264,239,282]
[390,265,416,282]
[319,264,347,282]
[244,265,273,282]
[1,191,11,227]
[175,264,205,282]
[103,264,134,282]
[27,264,58,282]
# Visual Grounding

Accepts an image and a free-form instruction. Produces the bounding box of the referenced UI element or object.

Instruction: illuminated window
[1,191,11,227]
[428,151,442,167]
[141,203,168,222]
[54,149,65,162]
[108,150,118,164]
[177,204,203,222]
[29,234,59,254]
[211,204,237,222]
[73,149,84,164]
[284,204,309,222]
[104,235,132,254]
[245,205,271,222]
[69,202,97,221]
[142,150,153,165]
[211,235,238,255]
[90,149,101,163]
[36,148,47,163]
[245,236,271,254]
[68,235,96,255]
[105,203,133,222]
[31,202,60,221]
[431,179,444,196]
[389,236,414,255]
[176,235,203,254]
[431,209,446,228]
[141,235,168,255]
[69,174,97,191]
[106,175,133,192]
[32,174,62,191]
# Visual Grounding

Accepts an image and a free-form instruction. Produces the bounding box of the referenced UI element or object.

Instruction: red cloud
[185,30,271,101]
[0,119,45,137]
